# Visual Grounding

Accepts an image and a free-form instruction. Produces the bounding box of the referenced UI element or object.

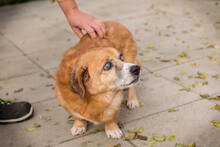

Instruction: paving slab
[118,73,198,123]
[0,55,41,81]
[123,99,220,147]
[0,71,55,103]
[158,57,220,95]
[0,35,23,59]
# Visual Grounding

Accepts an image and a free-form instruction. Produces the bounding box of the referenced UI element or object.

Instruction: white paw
[70,126,86,136]
[105,128,123,139]
[127,99,139,109]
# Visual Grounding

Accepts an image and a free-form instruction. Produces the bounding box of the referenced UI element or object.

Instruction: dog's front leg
[70,118,87,136]
[105,120,123,139]
[127,86,139,109]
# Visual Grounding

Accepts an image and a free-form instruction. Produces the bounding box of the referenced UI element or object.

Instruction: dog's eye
[120,53,124,61]
[103,61,112,71]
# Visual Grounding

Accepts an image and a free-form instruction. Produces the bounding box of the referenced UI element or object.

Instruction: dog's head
[70,47,140,98]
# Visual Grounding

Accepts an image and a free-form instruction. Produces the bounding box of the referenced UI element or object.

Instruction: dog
[55,21,141,139]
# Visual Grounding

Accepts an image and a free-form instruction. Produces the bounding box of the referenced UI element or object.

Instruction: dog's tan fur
[55,21,140,138]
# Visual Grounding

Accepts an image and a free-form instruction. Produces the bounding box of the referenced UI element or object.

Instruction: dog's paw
[127,99,139,109]
[105,128,123,139]
[70,126,86,136]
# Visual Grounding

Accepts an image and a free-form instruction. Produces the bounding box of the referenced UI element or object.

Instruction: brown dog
[55,21,141,139]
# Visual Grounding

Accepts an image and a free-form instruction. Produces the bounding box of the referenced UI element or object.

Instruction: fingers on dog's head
[70,66,89,98]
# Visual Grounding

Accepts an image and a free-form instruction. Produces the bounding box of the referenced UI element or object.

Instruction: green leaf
[152,135,166,142]
[211,120,220,128]
[179,88,191,92]
[26,128,36,132]
[45,109,52,112]
[128,127,143,133]
[168,108,178,112]
[144,140,156,146]
[168,135,175,141]
[45,116,51,121]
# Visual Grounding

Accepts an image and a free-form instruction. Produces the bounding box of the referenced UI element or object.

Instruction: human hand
[66,9,105,39]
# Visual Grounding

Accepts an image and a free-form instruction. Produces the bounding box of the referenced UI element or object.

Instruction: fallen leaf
[179,52,187,57]
[191,63,200,67]
[45,116,51,121]
[118,121,124,129]
[211,120,220,128]
[214,104,220,111]
[179,88,191,92]
[46,84,53,87]
[168,135,176,141]
[0,86,3,90]
[140,86,146,90]
[93,128,104,133]
[192,84,196,88]
[66,119,74,125]
[168,108,178,112]
[180,71,186,75]
[154,73,161,77]
[26,128,36,132]
[128,127,143,133]
[188,142,196,147]
[196,72,208,79]
[206,44,219,49]
[140,102,145,106]
[152,135,166,142]
[122,135,135,141]
[212,74,220,79]
[14,88,24,93]
[33,123,41,128]
[18,41,24,45]
[114,144,121,147]
[147,45,155,49]
[176,61,184,65]
[186,44,190,48]
[140,57,148,62]
[144,140,156,146]
[173,76,180,81]
[45,109,52,112]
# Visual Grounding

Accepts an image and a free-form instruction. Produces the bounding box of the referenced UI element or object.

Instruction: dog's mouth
[121,76,139,87]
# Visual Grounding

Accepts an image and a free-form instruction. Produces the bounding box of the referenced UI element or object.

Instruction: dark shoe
[0,99,34,124]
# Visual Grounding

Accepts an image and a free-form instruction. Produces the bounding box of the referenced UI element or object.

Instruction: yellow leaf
[152,135,166,142]
[191,63,200,66]
[128,127,143,133]
[180,71,186,75]
[176,61,184,65]
[144,140,156,146]
[168,108,178,112]
[168,135,176,141]
[18,41,24,45]
[140,102,145,106]
[211,120,220,128]
[147,45,155,49]
[186,44,190,48]
[178,52,187,57]
[188,142,196,147]
[26,128,36,132]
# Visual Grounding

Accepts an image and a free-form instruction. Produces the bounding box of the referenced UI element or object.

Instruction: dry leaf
[14,88,24,93]
[173,76,180,81]
[26,128,36,132]
[33,123,41,128]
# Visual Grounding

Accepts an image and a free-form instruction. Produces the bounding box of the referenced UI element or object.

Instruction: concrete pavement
[0,0,220,146]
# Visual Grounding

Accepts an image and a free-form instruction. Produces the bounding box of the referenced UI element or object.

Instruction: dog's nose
[130,65,140,76]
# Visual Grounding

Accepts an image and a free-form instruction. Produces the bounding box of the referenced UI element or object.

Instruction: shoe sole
[0,106,34,124]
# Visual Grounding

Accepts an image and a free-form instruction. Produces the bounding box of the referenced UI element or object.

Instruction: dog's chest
[103,91,123,115]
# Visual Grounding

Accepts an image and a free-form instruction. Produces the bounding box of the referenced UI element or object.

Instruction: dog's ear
[70,67,89,98]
